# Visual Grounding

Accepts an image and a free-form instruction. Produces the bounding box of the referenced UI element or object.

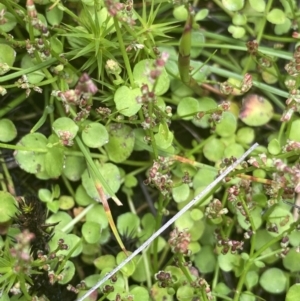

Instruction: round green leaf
[174,211,194,230]
[214,282,231,296]
[59,195,74,210]
[0,43,16,75]
[240,292,256,301]
[154,123,174,149]
[236,127,255,144]
[52,117,79,142]
[203,138,225,162]
[177,97,200,121]
[50,36,63,54]
[44,135,64,178]
[245,271,259,290]
[46,4,63,26]
[82,221,101,244]
[130,286,149,301]
[75,185,96,207]
[267,9,286,25]
[116,251,136,277]
[0,119,17,142]
[289,230,300,247]
[222,0,244,11]
[283,248,300,272]
[193,168,218,188]
[289,119,300,141]
[131,255,148,283]
[275,18,292,35]
[133,59,170,96]
[218,252,240,272]
[223,143,244,159]
[0,4,17,32]
[58,260,75,284]
[176,286,194,301]
[216,112,237,137]
[82,122,109,148]
[286,284,300,301]
[261,65,278,84]
[259,268,287,293]
[47,211,73,233]
[104,123,135,163]
[0,191,17,223]
[94,254,116,270]
[237,206,262,230]
[190,31,205,58]
[86,204,108,229]
[249,0,266,12]
[117,212,140,235]
[254,229,279,264]
[192,97,217,128]
[124,174,138,188]
[195,9,209,21]
[48,230,82,257]
[173,5,188,21]
[194,245,216,273]
[239,94,273,126]
[232,13,247,26]
[268,138,281,155]
[21,54,45,83]
[81,162,121,199]
[228,25,246,39]
[114,86,141,117]
[172,183,190,203]
[63,155,86,181]
[38,188,52,203]
[267,206,293,237]
[14,133,47,174]
[189,219,205,241]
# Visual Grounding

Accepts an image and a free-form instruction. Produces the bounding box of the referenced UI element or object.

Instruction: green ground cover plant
[1,0,300,300]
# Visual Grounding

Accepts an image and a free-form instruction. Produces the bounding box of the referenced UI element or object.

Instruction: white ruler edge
[76,142,259,301]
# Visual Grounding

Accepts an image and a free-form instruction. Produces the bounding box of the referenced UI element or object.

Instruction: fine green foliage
[1,0,300,301]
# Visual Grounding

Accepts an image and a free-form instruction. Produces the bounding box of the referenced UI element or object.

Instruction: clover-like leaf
[286,284,300,301]
[267,8,286,25]
[63,155,86,181]
[0,43,16,75]
[82,221,101,244]
[154,123,174,149]
[133,59,170,96]
[222,0,244,11]
[177,97,200,121]
[239,94,273,126]
[81,162,121,199]
[0,191,17,223]
[82,122,109,148]
[283,248,300,272]
[259,268,287,293]
[46,4,63,26]
[52,117,79,143]
[104,123,135,163]
[194,245,216,273]
[289,119,300,141]
[114,86,142,117]
[58,260,75,285]
[0,119,17,142]
[249,0,266,12]
[0,4,17,33]
[21,54,45,84]
[216,111,237,137]
[14,132,47,174]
